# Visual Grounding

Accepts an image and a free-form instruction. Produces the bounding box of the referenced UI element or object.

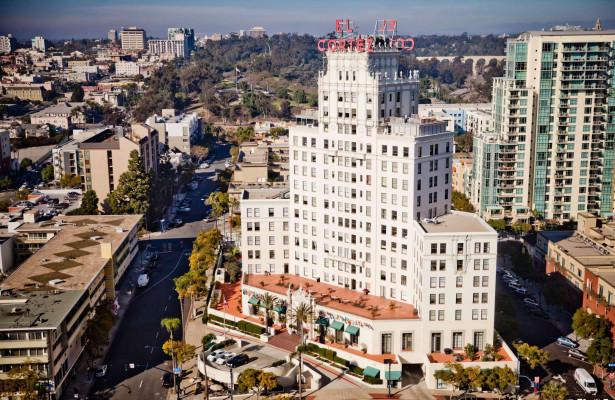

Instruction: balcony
[584,284,611,309]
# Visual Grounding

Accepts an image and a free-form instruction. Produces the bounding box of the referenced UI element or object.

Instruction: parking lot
[9,189,82,219]
[204,341,281,374]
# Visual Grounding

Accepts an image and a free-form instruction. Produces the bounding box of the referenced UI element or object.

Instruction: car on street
[178,207,191,213]
[95,365,107,377]
[226,353,249,368]
[513,287,527,295]
[207,350,226,363]
[557,336,579,348]
[568,348,588,361]
[216,352,236,365]
[161,372,174,387]
[137,274,149,287]
[523,298,539,307]
[171,218,183,226]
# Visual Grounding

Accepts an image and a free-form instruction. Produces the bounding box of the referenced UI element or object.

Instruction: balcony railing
[583,284,611,309]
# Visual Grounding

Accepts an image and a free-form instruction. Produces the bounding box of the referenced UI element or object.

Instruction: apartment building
[4,85,45,101]
[248,27,267,38]
[0,34,16,54]
[0,215,140,399]
[236,33,515,388]
[452,156,473,197]
[115,61,141,77]
[465,109,494,135]
[472,28,615,221]
[419,103,491,134]
[0,130,10,176]
[146,110,202,152]
[31,36,46,53]
[240,188,290,276]
[51,128,106,180]
[120,27,146,50]
[30,102,87,130]
[108,29,117,42]
[78,125,159,207]
[148,28,194,58]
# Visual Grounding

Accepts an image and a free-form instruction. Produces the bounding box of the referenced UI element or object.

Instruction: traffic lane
[496,275,561,348]
[90,251,190,400]
[543,342,609,400]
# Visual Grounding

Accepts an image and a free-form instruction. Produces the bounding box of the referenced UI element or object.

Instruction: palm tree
[261,293,278,335]
[161,317,181,393]
[541,381,568,400]
[290,303,313,345]
[290,344,311,400]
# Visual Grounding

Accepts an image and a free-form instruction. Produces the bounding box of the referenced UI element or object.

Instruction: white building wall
[115,61,141,77]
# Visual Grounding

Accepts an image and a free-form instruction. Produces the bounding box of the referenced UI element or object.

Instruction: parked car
[137,274,149,288]
[226,353,249,368]
[523,298,539,307]
[557,336,579,348]
[171,218,183,226]
[216,352,236,365]
[161,372,174,387]
[178,207,191,213]
[568,348,588,361]
[95,365,108,377]
[207,350,226,363]
[513,287,528,295]
[574,368,597,395]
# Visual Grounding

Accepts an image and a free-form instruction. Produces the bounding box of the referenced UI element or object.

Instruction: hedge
[211,339,236,351]
[209,314,237,328]
[363,376,383,385]
[271,360,286,367]
[349,365,363,375]
[208,314,266,337]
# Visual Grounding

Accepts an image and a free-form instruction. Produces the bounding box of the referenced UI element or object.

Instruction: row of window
[245,235,289,246]
[430,242,491,255]
[0,331,46,341]
[429,276,489,288]
[429,258,490,271]
[428,309,489,321]
[245,207,289,218]
[429,292,489,304]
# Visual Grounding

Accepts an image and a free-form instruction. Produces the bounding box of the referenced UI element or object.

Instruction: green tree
[0,199,9,212]
[59,173,82,188]
[41,165,54,182]
[161,317,181,392]
[433,362,481,397]
[572,308,612,340]
[454,133,473,152]
[541,380,568,400]
[85,299,117,358]
[68,189,99,215]
[451,190,475,212]
[290,344,310,400]
[513,341,550,369]
[0,175,12,191]
[477,366,516,393]
[260,293,278,335]
[224,259,241,283]
[464,343,477,360]
[587,336,613,373]
[16,188,31,200]
[107,150,152,216]
[511,220,532,235]
[290,302,313,345]
[487,219,508,231]
[237,369,277,400]
[71,84,84,102]
[5,359,43,400]
[269,126,288,139]
[189,227,222,270]
[20,158,32,169]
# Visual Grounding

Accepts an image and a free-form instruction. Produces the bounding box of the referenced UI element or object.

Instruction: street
[88,145,231,400]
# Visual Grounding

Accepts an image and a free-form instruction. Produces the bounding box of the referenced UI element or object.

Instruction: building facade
[472,29,615,221]
[30,102,87,130]
[235,33,515,388]
[108,29,117,42]
[120,27,146,50]
[31,36,46,52]
[115,61,141,77]
[146,110,202,152]
[0,34,16,54]
[0,130,10,176]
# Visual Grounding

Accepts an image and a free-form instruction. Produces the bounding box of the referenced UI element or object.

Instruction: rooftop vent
[48,279,65,286]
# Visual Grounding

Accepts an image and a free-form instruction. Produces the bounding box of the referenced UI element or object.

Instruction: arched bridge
[416,55,506,75]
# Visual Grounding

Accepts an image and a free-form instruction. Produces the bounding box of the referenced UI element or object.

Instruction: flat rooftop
[0,290,84,330]
[242,188,289,200]
[544,231,611,259]
[1,215,141,292]
[244,274,419,320]
[418,211,493,234]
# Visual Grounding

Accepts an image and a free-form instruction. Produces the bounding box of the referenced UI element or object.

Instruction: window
[438,293,445,304]
[452,332,463,348]
[429,310,436,321]
[473,293,479,303]
[457,243,464,254]
[483,242,490,253]
[382,333,392,353]
[472,309,479,320]
[482,276,489,287]
[439,243,446,254]
[456,276,462,287]
[439,277,445,287]
[481,293,488,303]
[438,310,445,321]
[456,293,462,304]
[455,310,461,320]
[430,277,437,288]
[431,243,437,254]
[430,294,436,304]
[473,277,480,287]
[481,309,488,320]
[402,333,413,350]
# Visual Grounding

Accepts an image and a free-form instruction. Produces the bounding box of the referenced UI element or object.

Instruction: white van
[574,368,597,395]
[137,274,150,288]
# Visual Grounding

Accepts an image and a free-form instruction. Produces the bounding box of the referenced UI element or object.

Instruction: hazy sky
[1,0,614,41]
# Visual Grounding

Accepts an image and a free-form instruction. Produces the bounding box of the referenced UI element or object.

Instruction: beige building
[465,109,493,135]
[31,102,87,130]
[452,157,473,198]
[78,125,159,207]
[0,215,141,399]
[120,27,146,50]
[4,85,45,101]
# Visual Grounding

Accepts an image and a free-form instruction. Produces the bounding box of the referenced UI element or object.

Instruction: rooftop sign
[317,19,414,53]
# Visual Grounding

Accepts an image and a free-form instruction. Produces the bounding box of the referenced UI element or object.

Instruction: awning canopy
[385,371,402,381]
[273,305,286,313]
[363,366,380,378]
[345,325,359,336]
[315,317,329,326]
[486,206,504,211]
[330,320,344,331]
[248,297,259,305]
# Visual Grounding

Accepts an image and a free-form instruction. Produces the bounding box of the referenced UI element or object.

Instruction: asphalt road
[90,241,191,400]
[89,145,230,400]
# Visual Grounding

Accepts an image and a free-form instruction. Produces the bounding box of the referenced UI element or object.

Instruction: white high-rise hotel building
[239,30,516,388]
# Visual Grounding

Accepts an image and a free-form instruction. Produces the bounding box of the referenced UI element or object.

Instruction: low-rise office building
[145,110,202,153]
[31,102,87,130]
[0,215,141,399]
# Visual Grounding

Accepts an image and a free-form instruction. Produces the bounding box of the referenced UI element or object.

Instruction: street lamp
[384,359,393,398]
[229,365,234,400]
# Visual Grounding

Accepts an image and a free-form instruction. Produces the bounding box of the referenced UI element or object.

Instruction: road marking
[139,380,143,389]
[156,331,159,338]
[132,254,185,302]
[151,347,154,354]
[164,305,167,311]
[168,295,172,300]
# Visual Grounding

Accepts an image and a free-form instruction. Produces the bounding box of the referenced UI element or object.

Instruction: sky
[1,0,614,41]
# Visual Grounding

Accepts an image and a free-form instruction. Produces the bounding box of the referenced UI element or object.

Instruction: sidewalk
[59,249,148,400]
